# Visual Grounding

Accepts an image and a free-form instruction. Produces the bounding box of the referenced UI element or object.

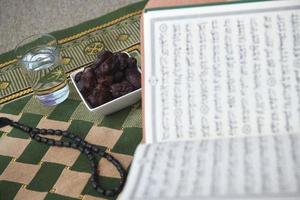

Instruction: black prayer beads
[0,117,126,197]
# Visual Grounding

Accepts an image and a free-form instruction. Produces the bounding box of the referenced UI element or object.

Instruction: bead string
[0,117,126,197]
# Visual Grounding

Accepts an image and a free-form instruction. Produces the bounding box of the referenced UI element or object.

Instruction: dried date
[94,50,113,68]
[110,80,135,98]
[127,57,137,69]
[125,67,141,89]
[75,50,141,108]
[115,52,129,70]
[87,85,112,107]
[113,71,124,83]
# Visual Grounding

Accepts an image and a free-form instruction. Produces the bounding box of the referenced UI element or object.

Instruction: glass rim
[15,33,58,64]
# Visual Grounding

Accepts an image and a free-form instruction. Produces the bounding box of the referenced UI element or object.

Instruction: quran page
[143,0,300,143]
[120,134,300,200]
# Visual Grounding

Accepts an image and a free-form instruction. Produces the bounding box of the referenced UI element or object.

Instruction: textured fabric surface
[0,0,141,54]
[0,1,145,199]
[0,1,144,104]
[0,85,143,200]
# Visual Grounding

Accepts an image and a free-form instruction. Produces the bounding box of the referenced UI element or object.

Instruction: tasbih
[0,117,126,197]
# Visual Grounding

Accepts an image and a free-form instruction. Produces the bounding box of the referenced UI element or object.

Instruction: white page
[119,134,300,200]
[143,0,300,143]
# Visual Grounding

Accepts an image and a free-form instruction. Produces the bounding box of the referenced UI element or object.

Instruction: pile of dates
[75,50,141,108]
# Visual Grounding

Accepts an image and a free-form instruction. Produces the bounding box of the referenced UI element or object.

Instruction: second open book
[119,0,300,199]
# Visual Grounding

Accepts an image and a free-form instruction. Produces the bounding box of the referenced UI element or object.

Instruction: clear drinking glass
[15,34,69,106]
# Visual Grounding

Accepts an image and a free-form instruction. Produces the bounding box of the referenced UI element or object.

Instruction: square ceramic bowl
[70,54,141,115]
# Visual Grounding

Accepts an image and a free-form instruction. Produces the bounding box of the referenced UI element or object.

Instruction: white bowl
[70,55,141,115]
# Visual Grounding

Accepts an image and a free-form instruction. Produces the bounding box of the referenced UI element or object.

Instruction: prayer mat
[0,1,145,199]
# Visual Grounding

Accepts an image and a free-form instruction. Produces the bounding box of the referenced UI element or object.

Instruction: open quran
[120,0,300,199]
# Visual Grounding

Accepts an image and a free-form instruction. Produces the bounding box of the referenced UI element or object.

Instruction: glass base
[36,84,69,106]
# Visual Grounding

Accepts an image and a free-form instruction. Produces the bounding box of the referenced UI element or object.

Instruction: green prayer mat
[0,1,145,199]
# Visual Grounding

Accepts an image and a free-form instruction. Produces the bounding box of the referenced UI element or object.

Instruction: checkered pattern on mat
[0,84,143,200]
[0,1,146,198]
